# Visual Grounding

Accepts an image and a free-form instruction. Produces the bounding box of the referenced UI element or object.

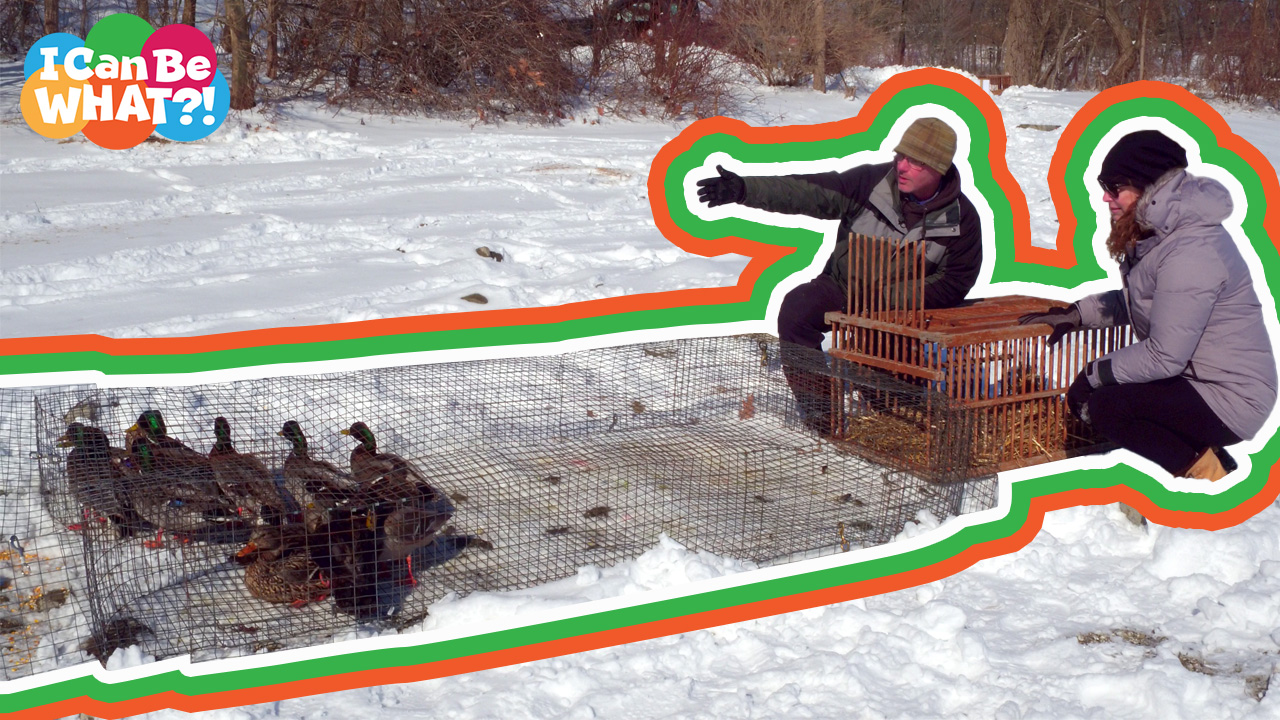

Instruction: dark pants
[1088,376,1241,475]
[777,276,846,423]
[778,274,845,349]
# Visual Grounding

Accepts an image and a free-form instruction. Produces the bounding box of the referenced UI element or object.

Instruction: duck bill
[339,429,351,436]
[235,541,259,558]
[126,423,140,433]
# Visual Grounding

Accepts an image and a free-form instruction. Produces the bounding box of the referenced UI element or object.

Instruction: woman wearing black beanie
[1020,130,1277,482]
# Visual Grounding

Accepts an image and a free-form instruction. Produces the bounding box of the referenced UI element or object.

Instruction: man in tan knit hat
[696,117,983,432]
[892,117,956,195]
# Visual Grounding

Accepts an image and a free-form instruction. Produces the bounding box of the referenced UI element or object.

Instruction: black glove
[1018,304,1081,346]
[1066,370,1095,424]
[696,165,745,207]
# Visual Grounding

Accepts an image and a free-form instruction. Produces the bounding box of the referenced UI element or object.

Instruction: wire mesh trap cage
[826,233,1133,475]
[5,335,1000,678]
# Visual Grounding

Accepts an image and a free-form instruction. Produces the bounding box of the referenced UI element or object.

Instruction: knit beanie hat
[894,118,956,175]
[1098,130,1188,193]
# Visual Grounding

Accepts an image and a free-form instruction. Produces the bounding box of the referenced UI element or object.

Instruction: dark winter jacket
[740,162,983,308]
[1077,169,1277,440]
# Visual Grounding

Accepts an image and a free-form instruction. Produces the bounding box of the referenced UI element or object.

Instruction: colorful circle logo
[19,14,229,149]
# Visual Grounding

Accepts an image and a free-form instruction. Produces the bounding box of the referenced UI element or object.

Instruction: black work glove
[1066,370,1095,424]
[1018,304,1082,346]
[696,165,745,207]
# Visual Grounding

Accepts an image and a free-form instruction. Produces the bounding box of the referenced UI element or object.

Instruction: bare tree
[225,0,255,109]
[895,0,906,64]
[719,0,891,87]
[82,0,1264,121]
[1035,5,1091,88]
[813,0,825,92]
[9,0,37,51]
[1002,0,1042,85]
[44,0,56,34]
[1070,0,1141,87]
[345,0,369,91]
[1136,0,1148,80]
[1241,0,1273,98]
[265,0,279,79]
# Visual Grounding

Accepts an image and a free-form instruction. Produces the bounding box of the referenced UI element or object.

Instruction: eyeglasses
[894,153,928,171]
[1097,176,1134,197]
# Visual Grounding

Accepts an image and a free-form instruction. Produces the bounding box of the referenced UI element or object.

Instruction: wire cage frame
[6,335,1000,679]
[826,233,1133,475]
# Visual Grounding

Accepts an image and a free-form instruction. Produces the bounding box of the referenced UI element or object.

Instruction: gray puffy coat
[1077,169,1277,440]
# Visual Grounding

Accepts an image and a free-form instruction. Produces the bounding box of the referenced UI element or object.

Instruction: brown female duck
[234,525,329,607]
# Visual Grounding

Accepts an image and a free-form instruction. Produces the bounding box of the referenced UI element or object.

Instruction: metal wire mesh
[3,335,998,678]
[1,384,97,679]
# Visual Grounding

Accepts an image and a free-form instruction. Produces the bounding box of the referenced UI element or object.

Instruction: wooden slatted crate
[824,235,1130,475]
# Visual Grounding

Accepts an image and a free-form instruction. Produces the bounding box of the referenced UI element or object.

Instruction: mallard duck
[340,421,454,584]
[128,410,207,465]
[126,436,240,548]
[233,525,329,607]
[209,417,292,522]
[342,422,412,484]
[57,423,145,537]
[279,420,359,530]
[341,421,450,504]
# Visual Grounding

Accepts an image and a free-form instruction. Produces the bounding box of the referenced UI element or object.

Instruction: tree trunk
[135,0,149,23]
[896,0,907,65]
[182,0,195,26]
[44,0,57,34]
[266,0,279,79]
[1002,0,1040,85]
[347,0,368,91]
[812,0,825,92]
[1079,24,1100,87]
[1241,0,1268,96]
[1037,13,1073,88]
[1099,0,1137,87]
[17,0,34,48]
[1138,0,1147,80]
[225,0,255,109]
[649,2,668,93]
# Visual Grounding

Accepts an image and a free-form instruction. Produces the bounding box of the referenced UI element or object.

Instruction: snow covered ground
[3,61,1280,719]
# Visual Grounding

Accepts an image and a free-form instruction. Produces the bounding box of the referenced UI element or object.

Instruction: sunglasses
[894,153,928,171]
[1097,176,1134,197]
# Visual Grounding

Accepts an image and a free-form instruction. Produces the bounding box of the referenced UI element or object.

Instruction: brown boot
[1183,448,1229,481]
